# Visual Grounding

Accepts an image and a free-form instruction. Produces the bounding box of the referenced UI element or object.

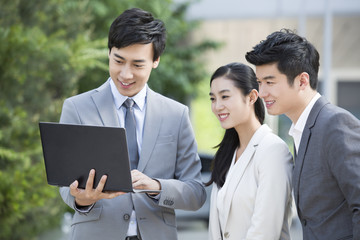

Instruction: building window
[337,81,360,120]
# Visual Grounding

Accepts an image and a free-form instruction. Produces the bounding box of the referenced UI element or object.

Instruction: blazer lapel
[222,125,271,229]
[91,80,120,127]
[137,87,162,171]
[209,184,222,239]
[293,97,329,215]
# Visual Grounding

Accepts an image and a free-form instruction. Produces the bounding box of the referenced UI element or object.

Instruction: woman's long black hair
[206,63,265,188]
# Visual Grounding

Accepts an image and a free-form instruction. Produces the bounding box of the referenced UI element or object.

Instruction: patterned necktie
[124,98,139,170]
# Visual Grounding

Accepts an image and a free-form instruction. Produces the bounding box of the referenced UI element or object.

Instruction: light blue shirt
[109,78,147,156]
[110,78,147,237]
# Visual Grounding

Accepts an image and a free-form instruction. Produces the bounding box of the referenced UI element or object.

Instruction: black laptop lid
[39,122,133,192]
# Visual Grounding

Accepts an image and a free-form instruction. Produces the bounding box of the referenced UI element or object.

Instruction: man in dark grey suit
[59,8,206,240]
[246,29,360,239]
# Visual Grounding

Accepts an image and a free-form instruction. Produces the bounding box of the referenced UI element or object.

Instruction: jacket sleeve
[156,106,206,211]
[246,137,293,239]
[58,98,82,210]
[325,111,360,238]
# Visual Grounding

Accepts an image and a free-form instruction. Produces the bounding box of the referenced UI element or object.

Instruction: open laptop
[39,122,160,193]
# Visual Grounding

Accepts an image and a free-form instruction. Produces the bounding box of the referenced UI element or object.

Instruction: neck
[235,117,261,151]
[288,90,318,124]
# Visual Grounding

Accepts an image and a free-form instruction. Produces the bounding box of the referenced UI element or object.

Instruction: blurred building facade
[183,0,360,141]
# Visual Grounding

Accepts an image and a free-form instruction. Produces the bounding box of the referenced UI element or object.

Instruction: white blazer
[209,125,293,240]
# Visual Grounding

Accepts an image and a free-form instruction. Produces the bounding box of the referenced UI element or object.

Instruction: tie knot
[124,98,135,109]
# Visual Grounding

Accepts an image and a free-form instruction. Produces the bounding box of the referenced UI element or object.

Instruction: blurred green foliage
[192,80,225,154]
[0,0,219,239]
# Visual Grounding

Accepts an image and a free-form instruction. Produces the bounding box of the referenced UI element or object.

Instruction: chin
[221,124,233,130]
[120,89,136,97]
[266,109,279,116]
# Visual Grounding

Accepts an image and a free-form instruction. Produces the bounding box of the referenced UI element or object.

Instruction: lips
[120,80,135,88]
[218,113,229,121]
[265,100,275,108]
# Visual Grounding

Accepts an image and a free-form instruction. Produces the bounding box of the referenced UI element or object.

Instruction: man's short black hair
[108,8,166,61]
[245,29,320,89]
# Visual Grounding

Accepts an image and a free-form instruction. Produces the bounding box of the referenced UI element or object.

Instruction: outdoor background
[0,0,359,239]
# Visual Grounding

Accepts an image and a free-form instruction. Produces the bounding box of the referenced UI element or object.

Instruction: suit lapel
[222,147,256,229]
[209,184,221,237]
[293,97,329,213]
[222,125,271,229]
[137,88,162,171]
[91,84,162,171]
[91,80,120,127]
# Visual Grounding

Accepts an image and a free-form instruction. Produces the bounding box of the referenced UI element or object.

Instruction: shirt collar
[289,92,321,136]
[109,78,147,111]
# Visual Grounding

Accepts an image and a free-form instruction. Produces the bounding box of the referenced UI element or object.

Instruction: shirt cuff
[147,192,161,200]
[146,178,162,200]
[74,202,95,214]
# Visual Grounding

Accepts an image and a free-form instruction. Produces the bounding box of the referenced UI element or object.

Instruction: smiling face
[109,43,159,97]
[256,63,302,121]
[210,77,254,130]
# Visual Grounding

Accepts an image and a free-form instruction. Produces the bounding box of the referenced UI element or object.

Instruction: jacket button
[224,232,230,238]
[163,199,174,206]
[123,214,130,221]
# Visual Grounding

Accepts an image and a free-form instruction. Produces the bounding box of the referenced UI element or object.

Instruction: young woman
[207,62,293,239]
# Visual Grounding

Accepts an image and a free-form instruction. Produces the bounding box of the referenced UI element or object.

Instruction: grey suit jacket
[59,80,206,240]
[293,96,360,239]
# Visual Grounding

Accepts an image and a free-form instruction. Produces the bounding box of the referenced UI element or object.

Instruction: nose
[258,85,268,99]
[213,100,224,112]
[120,64,133,79]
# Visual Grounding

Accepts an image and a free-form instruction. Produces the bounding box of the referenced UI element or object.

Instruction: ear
[298,72,310,90]
[153,57,160,69]
[249,89,259,104]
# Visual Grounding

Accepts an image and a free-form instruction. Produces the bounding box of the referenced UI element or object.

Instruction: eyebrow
[209,89,230,96]
[258,75,276,81]
[113,53,146,63]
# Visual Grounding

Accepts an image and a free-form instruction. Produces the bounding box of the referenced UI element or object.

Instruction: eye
[134,64,145,68]
[210,97,215,102]
[115,59,123,64]
[221,95,229,99]
[257,81,262,85]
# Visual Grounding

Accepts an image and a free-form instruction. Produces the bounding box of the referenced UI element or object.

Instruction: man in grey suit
[59,8,206,240]
[246,29,360,239]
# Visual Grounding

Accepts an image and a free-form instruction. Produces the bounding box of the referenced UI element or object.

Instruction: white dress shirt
[289,93,321,153]
[110,78,147,237]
